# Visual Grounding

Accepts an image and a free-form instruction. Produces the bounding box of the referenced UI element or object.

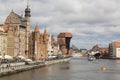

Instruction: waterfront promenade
[1,57,120,80]
[0,57,71,77]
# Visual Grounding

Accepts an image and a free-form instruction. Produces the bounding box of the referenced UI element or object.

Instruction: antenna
[27,0,29,7]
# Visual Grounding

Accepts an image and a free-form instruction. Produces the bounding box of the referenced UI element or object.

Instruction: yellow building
[0,24,7,55]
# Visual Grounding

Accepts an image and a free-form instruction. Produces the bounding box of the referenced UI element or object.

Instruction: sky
[0,0,120,49]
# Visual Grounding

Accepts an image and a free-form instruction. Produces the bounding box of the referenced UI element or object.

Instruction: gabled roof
[5,10,23,24]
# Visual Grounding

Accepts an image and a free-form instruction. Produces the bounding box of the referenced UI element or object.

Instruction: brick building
[28,25,56,60]
[91,44,109,58]
[4,5,31,57]
[0,3,69,60]
[57,32,72,55]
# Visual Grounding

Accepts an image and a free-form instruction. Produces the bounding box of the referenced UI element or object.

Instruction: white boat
[71,53,82,58]
[88,56,96,61]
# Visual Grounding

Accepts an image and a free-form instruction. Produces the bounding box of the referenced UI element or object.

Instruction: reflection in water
[1,57,120,80]
[60,66,70,70]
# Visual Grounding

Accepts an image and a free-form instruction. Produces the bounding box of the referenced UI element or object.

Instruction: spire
[25,0,31,17]
[10,9,14,14]
[34,24,39,32]
[5,9,21,24]
[43,28,48,42]
[11,9,14,12]
[43,28,47,35]
[27,0,29,7]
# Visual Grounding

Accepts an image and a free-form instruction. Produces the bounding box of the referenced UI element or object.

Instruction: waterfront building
[99,48,109,57]
[109,42,120,58]
[91,44,109,58]
[29,25,53,60]
[47,34,54,56]
[80,49,87,53]
[57,32,72,55]
[52,41,60,55]
[4,5,31,57]
[28,25,59,60]
[91,44,99,52]
[0,24,7,55]
[0,3,72,60]
[29,25,41,60]
[42,29,49,58]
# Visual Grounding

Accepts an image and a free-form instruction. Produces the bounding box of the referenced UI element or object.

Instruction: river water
[0,57,120,80]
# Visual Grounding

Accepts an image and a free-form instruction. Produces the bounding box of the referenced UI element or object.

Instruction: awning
[24,59,32,62]
[0,55,3,59]
[4,55,13,59]
[18,55,26,59]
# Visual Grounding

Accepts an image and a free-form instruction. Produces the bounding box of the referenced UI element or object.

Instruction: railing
[0,56,71,73]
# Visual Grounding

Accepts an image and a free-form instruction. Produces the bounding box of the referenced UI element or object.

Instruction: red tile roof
[112,42,120,48]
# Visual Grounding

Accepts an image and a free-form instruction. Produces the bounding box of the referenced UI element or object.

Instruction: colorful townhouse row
[0,5,72,61]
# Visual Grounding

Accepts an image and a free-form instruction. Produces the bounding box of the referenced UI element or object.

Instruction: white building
[47,34,53,56]
[109,42,120,58]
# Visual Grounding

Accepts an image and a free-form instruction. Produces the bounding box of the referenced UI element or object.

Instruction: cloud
[0,0,120,49]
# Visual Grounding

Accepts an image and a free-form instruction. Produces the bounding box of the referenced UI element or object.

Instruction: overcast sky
[0,0,120,49]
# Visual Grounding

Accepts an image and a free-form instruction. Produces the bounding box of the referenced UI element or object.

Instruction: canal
[0,57,120,80]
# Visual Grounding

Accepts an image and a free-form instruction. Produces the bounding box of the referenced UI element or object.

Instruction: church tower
[24,0,31,56]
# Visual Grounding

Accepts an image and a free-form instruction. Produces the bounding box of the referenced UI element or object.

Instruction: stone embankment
[0,57,71,77]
